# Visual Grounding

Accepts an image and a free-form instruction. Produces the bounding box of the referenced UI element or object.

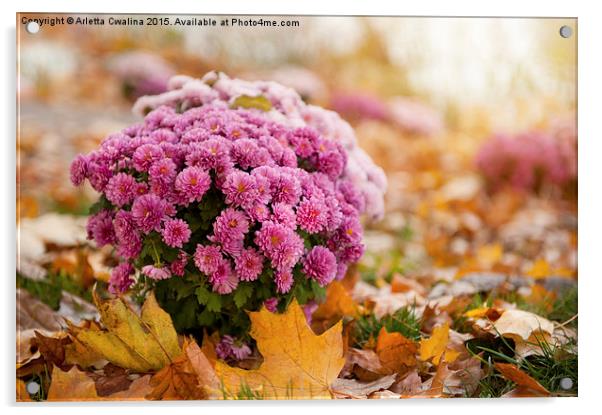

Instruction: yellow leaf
[47,366,98,401]
[70,292,181,372]
[463,307,490,319]
[477,243,503,266]
[216,299,345,399]
[313,281,358,321]
[419,322,450,366]
[375,327,417,374]
[526,259,551,279]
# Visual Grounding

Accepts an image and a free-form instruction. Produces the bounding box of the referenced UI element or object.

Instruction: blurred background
[16,15,577,322]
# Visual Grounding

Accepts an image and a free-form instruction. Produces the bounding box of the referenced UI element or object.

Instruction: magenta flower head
[175,166,211,204]
[109,262,135,294]
[162,218,191,248]
[131,193,169,233]
[235,248,264,282]
[296,197,328,234]
[194,244,223,276]
[69,154,88,186]
[222,170,258,207]
[264,297,279,313]
[142,264,172,281]
[303,246,337,286]
[72,71,385,344]
[105,173,138,207]
[132,143,165,172]
[86,210,116,247]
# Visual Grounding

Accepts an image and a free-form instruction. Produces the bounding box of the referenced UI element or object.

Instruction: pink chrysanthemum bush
[475,130,576,193]
[70,72,386,351]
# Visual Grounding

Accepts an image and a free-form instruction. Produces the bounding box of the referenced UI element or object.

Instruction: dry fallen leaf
[108,375,153,400]
[332,374,396,399]
[375,327,417,374]
[216,299,345,399]
[47,366,99,401]
[494,362,550,397]
[491,309,555,359]
[313,281,358,321]
[148,339,208,401]
[419,322,458,365]
[69,292,181,372]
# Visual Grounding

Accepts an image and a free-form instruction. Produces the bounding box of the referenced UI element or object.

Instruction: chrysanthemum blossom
[303,246,337,286]
[162,218,191,248]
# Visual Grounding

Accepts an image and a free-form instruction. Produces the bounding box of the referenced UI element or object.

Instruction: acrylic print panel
[16,14,577,401]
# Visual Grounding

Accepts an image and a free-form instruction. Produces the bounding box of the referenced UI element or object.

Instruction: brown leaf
[16,289,62,332]
[47,366,99,401]
[148,339,207,400]
[494,363,550,397]
[184,339,219,397]
[107,375,153,400]
[332,374,397,399]
[375,327,417,375]
[391,370,423,395]
[91,364,132,397]
[343,348,384,382]
[33,330,71,369]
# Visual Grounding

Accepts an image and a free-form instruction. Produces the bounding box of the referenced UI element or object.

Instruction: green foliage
[17,271,94,310]
[352,306,422,348]
[468,332,577,397]
[87,195,112,215]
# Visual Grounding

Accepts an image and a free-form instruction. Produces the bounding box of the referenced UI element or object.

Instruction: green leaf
[88,196,112,215]
[195,285,211,305]
[197,309,216,326]
[233,284,254,308]
[230,94,272,112]
[310,280,327,303]
[206,294,222,313]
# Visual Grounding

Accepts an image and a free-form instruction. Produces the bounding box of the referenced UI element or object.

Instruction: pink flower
[216,335,252,361]
[255,221,304,271]
[162,218,191,248]
[132,143,165,172]
[235,248,264,281]
[271,173,301,205]
[175,166,211,204]
[209,208,249,255]
[264,297,278,313]
[271,203,297,229]
[303,246,337,286]
[105,173,138,207]
[170,251,188,277]
[194,244,223,275]
[222,170,258,207]
[109,262,135,294]
[210,259,238,294]
[296,197,328,233]
[142,264,172,280]
[69,154,88,186]
[131,194,170,233]
[149,158,177,196]
[274,268,294,294]
[86,210,116,247]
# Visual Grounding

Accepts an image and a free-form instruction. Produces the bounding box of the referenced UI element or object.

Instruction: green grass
[468,331,577,397]
[17,271,94,310]
[352,306,422,347]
